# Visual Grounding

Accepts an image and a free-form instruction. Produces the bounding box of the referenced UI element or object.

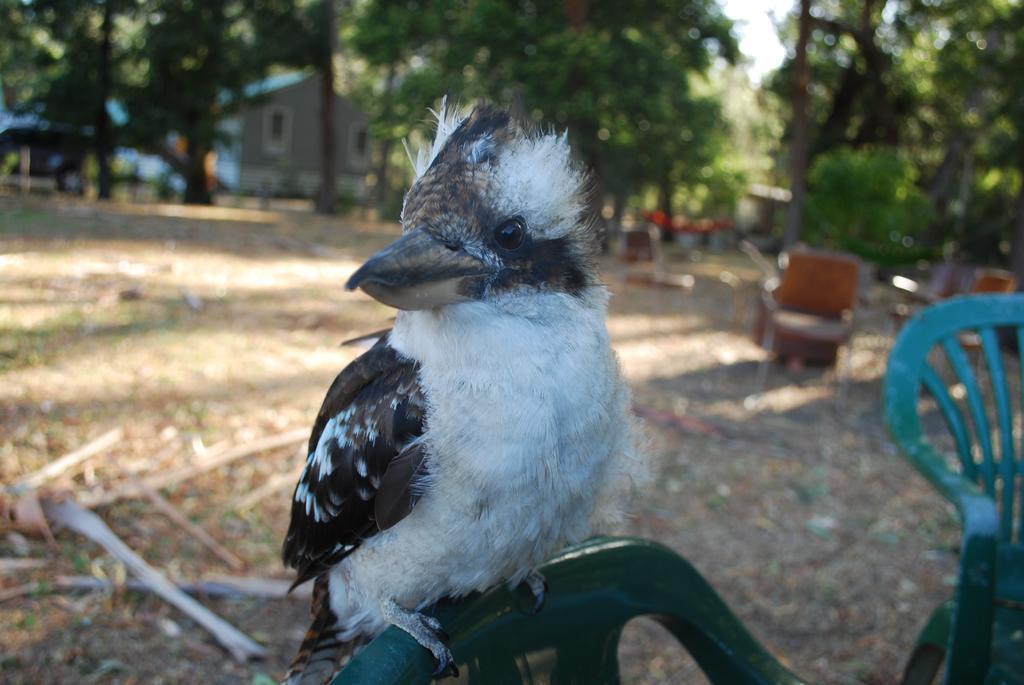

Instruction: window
[262,105,292,156]
[356,128,368,158]
[349,124,369,166]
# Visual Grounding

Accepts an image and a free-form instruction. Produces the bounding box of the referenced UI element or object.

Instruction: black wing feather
[282,334,426,587]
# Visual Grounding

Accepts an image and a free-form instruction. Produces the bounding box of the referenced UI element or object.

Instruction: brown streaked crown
[400,102,597,300]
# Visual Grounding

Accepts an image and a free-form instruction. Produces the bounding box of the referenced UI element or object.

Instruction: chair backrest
[884,295,1024,684]
[971,268,1017,294]
[774,249,860,317]
[335,538,806,685]
[620,227,658,264]
[926,262,976,300]
[885,294,1024,545]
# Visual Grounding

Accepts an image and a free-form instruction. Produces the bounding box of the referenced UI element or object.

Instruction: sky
[722,0,794,83]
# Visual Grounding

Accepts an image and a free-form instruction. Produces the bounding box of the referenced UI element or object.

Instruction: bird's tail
[281,576,362,685]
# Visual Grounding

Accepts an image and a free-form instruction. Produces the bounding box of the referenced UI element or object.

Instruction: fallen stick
[17,427,123,489]
[43,497,266,662]
[127,473,246,571]
[0,582,39,603]
[54,574,310,600]
[230,464,303,512]
[81,429,308,508]
[632,403,720,436]
[0,558,46,574]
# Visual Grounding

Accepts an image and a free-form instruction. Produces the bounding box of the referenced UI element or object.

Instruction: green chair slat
[997,545,1024,605]
[333,537,811,685]
[1019,326,1024,541]
[941,335,997,495]
[922,363,977,482]
[980,327,1017,542]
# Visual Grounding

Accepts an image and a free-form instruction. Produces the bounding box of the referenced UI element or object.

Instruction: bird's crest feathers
[403,96,467,179]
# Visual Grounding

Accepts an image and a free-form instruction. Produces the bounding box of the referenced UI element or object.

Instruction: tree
[783,0,812,248]
[768,0,1024,266]
[120,0,271,204]
[316,0,338,214]
[992,3,1024,284]
[347,0,738,223]
[0,1,43,110]
[345,0,450,216]
[15,0,133,199]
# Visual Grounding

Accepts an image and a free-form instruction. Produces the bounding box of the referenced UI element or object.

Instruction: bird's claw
[381,599,458,680]
[520,569,548,615]
[432,647,459,679]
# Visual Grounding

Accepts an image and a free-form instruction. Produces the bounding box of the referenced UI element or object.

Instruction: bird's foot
[516,569,548,614]
[381,599,458,679]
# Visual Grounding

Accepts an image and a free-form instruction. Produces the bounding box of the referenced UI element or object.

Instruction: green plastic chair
[332,537,811,684]
[884,294,1024,685]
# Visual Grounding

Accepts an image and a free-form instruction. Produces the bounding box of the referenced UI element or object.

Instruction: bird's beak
[345,228,489,310]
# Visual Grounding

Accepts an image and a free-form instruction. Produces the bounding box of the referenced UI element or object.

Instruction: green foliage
[0,0,46,108]
[0,151,17,178]
[345,0,741,217]
[334,185,358,215]
[153,169,180,202]
[805,148,936,264]
[770,0,1024,267]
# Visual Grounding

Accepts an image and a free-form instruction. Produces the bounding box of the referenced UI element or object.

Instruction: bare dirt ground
[0,196,958,684]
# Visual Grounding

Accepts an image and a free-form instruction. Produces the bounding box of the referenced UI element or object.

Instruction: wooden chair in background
[891,266,1018,329]
[971,268,1017,294]
[618,226,695,291]
[753,248,861,401]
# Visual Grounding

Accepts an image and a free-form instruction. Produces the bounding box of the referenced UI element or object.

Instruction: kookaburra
[281,100,640,684]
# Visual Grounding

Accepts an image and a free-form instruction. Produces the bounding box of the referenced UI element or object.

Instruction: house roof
[215,70,314,107]
[242,71,313,99]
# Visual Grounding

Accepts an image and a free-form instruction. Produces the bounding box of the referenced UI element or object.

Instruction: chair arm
[945,485,998,685]
[898,440,998,684]
[335,538,813,685]
[760,277,780,312]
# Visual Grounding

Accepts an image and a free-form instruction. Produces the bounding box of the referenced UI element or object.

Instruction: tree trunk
[1,81,14,110]
[374,138,393,216]
[373,63,398,217]
[813,64,864,157]
[657,177,673,243]
[1010,181,1024,290]
[611,191,626,231]
[565,0,588,29]
[783,0,813,249]
[316,0,337,215]
[183,138,211,205]
[95,0,113,200]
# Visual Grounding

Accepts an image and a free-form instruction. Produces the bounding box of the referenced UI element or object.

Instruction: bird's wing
[283,333,426,587]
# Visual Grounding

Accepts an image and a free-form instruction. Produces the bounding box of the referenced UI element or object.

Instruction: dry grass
[0,196,957,684]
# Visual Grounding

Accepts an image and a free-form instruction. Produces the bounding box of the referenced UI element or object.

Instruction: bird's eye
[494,218,525,251]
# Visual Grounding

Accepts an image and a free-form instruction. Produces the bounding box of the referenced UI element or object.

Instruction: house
[216,72,371,199]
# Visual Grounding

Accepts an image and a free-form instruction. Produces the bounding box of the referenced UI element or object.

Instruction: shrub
[804,147,937,264]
